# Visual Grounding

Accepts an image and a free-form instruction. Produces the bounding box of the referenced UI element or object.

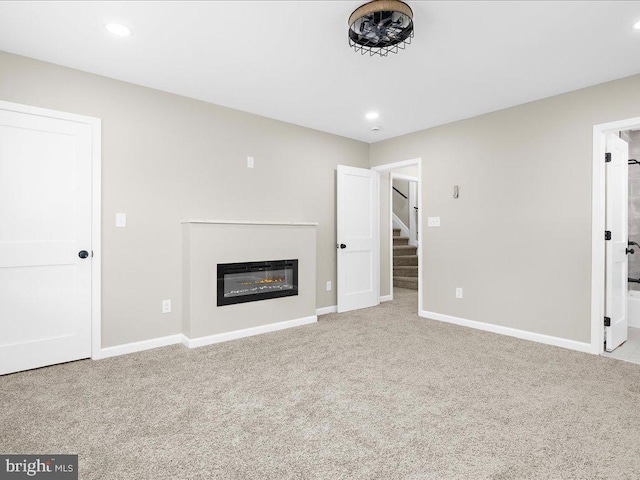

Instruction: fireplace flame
[241,278,285,286]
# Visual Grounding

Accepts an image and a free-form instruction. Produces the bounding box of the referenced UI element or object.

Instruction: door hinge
[605,231,612,241]
[604,316,611,327]
[605,152,612,163]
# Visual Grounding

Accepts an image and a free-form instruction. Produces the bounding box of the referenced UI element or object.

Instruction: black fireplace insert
[217,259,298,306]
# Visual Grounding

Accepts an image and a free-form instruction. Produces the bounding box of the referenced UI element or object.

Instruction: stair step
[393,255,418,266]
[394,266,418,277]
[393,276,418,290]
[392,228,401,237]
[393,245,417,256]
[393,237,409,246]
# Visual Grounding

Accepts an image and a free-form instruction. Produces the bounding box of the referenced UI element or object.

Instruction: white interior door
[0,108,92,375]
[337,165,379,313]
[605,133,629,352]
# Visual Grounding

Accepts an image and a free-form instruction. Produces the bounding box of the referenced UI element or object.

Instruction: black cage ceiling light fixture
[348,0,414,57]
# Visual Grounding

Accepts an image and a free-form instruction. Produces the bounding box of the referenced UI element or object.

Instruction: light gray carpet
[2,288,640,479]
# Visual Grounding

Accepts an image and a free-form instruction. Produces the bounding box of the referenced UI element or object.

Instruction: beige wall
[371,73,640,343]
[4,47,640,349]
[0,51,369,348]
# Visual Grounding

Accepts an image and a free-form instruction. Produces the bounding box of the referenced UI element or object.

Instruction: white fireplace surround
[181,220,318,349]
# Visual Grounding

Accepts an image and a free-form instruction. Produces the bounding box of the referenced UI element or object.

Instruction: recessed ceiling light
[633,19,640,30]
[365,112,379,121]
[104,23,132,37]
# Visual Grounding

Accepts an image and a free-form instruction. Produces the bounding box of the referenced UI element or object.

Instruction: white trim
[592,116,640,355]
[420,310,592,354]
[380,295,393,302]
[182,315,317,348]
[0,100,101,125]
[392,212,411,239]
[0,101,103,360]
[316,305,337,315]
[95,334,182,360]
[392,173,419,183]
[418,159,422,314]
[91,118,102,359]
[371,158,423,313]
[375,172,381,305]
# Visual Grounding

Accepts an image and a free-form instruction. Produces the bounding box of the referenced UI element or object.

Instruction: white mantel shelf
[182,220,318,226]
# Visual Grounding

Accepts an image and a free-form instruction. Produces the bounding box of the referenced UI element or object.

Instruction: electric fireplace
[217,259,298,306]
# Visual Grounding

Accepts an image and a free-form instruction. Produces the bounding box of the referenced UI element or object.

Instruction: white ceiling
[0,1,639,143]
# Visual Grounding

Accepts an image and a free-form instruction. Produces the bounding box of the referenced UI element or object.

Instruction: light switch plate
[116,213,127,228]
[247,156,254,168]
[162,299,171,314]
[427,216,440,227]
[326,281,332,291]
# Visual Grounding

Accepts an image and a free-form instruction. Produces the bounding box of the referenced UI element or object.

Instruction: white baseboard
[380,295,393,303]
[419,310,594,354]
[316,305,337,315]
[182,315,317,349]
[93,316,318,360]
[94,334,182,360]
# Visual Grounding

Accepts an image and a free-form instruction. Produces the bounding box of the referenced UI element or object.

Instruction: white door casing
[0,106,95,375]
[337,165,379,313]
[604,133,629,352]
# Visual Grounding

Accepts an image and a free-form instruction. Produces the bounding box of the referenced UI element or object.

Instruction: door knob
[338,244,347,249]
[627,248,635,255]
[78,250,89,259]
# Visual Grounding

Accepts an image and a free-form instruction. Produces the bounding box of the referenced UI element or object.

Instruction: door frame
[371,158,422,313]
[592,116,640,354]
[0,100,102,359]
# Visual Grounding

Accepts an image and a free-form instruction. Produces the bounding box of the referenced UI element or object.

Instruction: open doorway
[371,158,422,314]
[592,118,640,362]
[390,172,419,289]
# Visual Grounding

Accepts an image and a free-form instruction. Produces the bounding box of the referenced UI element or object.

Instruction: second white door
[337,165,379,313]
[605,133,629,352]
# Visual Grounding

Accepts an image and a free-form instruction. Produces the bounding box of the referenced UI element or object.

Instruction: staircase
[393,228,418,290]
